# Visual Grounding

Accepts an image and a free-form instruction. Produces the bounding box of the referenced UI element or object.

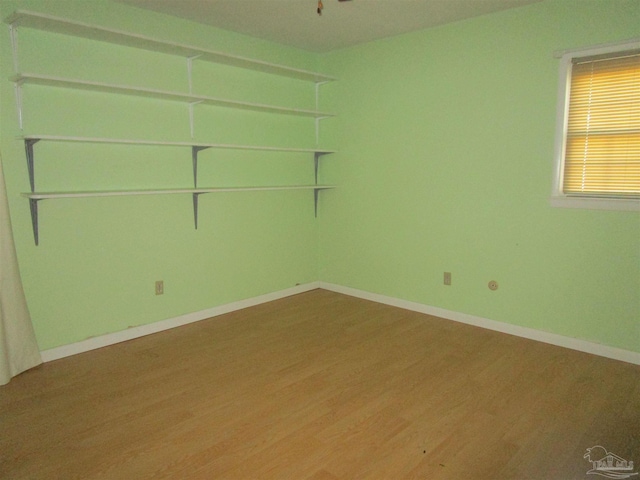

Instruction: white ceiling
[117,0,543,53]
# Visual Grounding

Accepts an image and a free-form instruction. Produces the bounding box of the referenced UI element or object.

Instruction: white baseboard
[40,282,321,362]
[319,282,640,366]
[41,281,639,366]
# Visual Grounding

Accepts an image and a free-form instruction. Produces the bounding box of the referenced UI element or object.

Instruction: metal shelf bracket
[24,138,39,192]
[313,186,333,218]
[191,191,213,230]
[314,151,332,185]
[29,198,40,245]
[191,145,211,187]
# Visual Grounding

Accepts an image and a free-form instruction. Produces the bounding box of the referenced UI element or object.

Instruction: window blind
[563,51,640,197]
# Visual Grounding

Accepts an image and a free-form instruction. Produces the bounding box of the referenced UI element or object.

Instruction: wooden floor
[1,290,639,479]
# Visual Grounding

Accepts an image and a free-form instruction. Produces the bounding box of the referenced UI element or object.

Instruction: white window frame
[551,38,640,211]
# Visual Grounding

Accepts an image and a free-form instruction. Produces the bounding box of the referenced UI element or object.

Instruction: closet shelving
[6,10,338,245]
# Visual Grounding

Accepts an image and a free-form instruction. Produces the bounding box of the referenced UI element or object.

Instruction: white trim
[550,52,572,200]
[550,196,640,211]
[318,282,640,366]
[553,37,640,59]
[40,282,320,362]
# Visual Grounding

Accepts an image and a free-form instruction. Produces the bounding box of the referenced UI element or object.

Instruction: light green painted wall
[318,0,640,352]
[1,0,638,355]
[0,0,326,350]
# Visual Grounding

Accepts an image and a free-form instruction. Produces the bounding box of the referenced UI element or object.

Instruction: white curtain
[0,150,42,385]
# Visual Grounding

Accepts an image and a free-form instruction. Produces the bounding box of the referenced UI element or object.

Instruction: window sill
[550,195,640,211]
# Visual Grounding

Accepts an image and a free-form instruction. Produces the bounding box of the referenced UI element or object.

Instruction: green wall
[318,0,640,352]
[0,0,638,354]
[0,0,328,350]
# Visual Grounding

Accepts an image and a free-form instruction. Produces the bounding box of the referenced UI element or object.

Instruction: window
[552,40,640,210]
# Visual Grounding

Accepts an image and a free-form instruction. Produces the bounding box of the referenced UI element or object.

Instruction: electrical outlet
[444,272,451,286]
[155,280,164,295]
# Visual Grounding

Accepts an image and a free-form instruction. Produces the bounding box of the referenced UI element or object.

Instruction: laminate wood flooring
[1,289,639,479]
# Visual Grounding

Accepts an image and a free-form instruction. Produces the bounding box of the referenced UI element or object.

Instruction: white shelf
[23,185,336,244]
[21,135,336,155]
[8,10,338,245]
[5,10,337,83]
[13,74,335,118]
[23,185,336,200]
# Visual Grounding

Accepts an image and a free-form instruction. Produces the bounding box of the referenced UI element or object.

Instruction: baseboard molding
[319,282,640,366]
[40,282,321,362]
[41,281,639,366]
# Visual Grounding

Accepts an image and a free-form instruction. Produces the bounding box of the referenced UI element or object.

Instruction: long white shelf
[5,10,337,83]
[23,185,336,200]
[21,134,336,154]
[20,135,336,196]
[23,184,335,245]
[13,74,335,118]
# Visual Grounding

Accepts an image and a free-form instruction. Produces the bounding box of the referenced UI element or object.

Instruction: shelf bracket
[9,24,19,73]
[313,186,333,218]
[188,101,203,138]
[192,193,199,229]
[192,192,206,229]
[315,116,331,145]
[9,25,25,130]
[315,81,330,145]
[14,83,24,131]
[191,146,211,188]
[29,198,40,246]
[186,55,202,95]
[315,117,320,145]
[314,152,321,185]
[24,138,40,192]
[314,80,330,111]
[187,56,194,94]
[314,151,333,185]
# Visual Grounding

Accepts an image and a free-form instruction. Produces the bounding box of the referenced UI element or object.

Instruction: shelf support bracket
[315,116,330,145]
[313,186,333,218]
[313,187,331,218]
[9,25,24,130]
[314,152,320,185]
[315,81,330,145]
[314,151,333,185]
[29,198,40,246]
[192,192,206,229]
[191,146,210,188]
[186,55,202,95]
[188,101,203,138]
[24,138,39,192]
[9,24,19,73]
[14,83,24,131]
[192,193,199,229]
[315,81,330,111]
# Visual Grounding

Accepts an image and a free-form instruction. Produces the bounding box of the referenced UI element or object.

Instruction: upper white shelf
[13,73,335,118]
[5,10,337,83]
